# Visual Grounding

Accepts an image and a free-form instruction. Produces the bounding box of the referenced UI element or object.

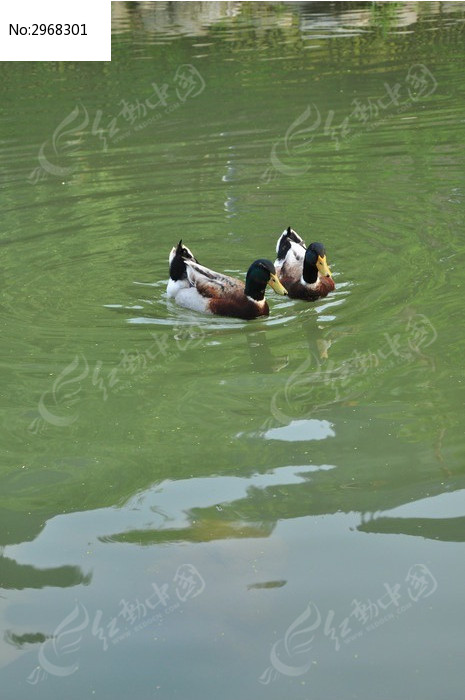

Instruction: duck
[274,227,335,300]
[167,240,287,320]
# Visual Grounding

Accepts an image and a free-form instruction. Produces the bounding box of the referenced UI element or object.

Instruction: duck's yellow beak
[317,255,332,278]
[268,273,288,295]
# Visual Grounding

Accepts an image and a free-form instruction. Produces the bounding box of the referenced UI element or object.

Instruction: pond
[1,2,464,698]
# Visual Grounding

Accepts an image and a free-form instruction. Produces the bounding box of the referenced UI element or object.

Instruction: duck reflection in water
[244,311,333,375]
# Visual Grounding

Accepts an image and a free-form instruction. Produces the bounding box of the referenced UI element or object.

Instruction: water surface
[1,3,465,699]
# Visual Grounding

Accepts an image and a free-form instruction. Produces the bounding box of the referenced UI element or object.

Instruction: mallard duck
[275,227,335,300]
[167,240,287,320]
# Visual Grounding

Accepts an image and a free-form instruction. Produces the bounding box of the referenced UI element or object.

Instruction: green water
[1,2,465,698]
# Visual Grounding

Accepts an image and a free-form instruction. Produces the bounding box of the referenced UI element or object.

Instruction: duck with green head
[167,241,287,320]
[274,227,335,301]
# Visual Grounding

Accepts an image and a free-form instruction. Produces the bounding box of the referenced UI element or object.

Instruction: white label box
[0,0,111,61]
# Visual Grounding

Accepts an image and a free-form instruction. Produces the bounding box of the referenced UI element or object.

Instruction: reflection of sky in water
[6,464,336,565]
[265,418,335,442]
[380,489,465,520]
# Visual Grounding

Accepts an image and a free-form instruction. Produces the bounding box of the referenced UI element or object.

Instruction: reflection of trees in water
[112,1,242,37]
[112,1,465,47]
[0,554,91,590]
[4,630,50,649]
[0,510,91,590]
[99,421,465,548]
[359,515,465,543]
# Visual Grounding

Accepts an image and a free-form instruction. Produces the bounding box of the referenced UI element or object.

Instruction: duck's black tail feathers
[169,241,199,281]
[276,227,306,260]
